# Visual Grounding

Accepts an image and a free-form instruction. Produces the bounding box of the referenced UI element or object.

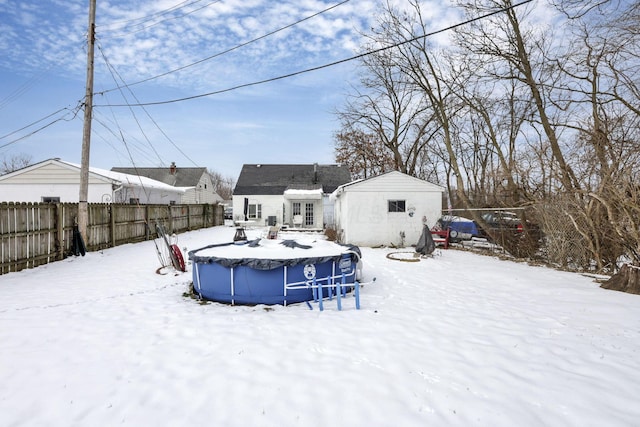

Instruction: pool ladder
[286,269,375,311]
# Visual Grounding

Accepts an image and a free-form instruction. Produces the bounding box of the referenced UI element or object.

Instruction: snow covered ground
[1,226,640,426]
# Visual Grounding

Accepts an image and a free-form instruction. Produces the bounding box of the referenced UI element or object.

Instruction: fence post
[110,204,116,247]
[145,205,151,240]
[56,203,64,260]
[203,203,208,228]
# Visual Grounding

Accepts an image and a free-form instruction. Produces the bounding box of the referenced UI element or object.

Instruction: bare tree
[1,153,33,175]
[333,129,395,179]
[333,0,640,275]
[334,5,441,178]
[555,0,640,283]
[370,1,473,205]
[207,169,235,201]
[455,0,581,193]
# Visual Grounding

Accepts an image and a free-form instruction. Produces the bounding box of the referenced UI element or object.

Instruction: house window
[292,202,301,216]
[130,198,140,205]
[41,196,60,203]
[248,203,262,219]
[305,203,314,226]
[388,200,406,213]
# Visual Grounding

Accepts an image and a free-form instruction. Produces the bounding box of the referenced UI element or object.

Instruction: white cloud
[0,0,467,176]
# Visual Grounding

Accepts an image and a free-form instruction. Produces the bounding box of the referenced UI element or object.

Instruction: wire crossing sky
[0,0,542,178]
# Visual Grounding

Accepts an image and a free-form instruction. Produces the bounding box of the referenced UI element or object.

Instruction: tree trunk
[601,264,640,295]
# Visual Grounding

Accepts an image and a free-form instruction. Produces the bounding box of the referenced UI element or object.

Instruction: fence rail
[0,202,222,275]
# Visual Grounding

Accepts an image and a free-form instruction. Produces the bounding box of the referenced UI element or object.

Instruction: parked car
[480,211,524,233]
[477,211,543,257]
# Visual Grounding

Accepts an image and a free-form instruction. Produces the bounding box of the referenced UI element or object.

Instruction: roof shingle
[111,166,207,187]
[233,164,351,195]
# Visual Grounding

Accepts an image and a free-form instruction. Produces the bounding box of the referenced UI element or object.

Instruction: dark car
[480,211,524,233]
[477,211,542,256]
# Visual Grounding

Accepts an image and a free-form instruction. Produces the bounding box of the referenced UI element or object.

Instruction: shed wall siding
[1,182,115,203]
[335,173,444,247]
[2,181,182,204]
[343,172,443,193]
[1,164,108,185]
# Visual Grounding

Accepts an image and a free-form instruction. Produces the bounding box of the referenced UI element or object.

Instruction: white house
[331,171,445,247]
[232,164,352,228]
[0,158,186,204]
[111,162,223,204]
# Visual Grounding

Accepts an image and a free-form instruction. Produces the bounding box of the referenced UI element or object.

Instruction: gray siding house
[111,162,223,204]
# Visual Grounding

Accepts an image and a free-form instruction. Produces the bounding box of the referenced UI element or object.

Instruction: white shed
[0,158,186,204]
[331,171,444,247]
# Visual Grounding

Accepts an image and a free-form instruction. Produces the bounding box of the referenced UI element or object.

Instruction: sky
[0,0,397,180]
[2,225,640,425]
[0,0,555,182]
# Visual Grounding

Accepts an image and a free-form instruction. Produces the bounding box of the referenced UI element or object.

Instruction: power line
[92,110,164,162]
[0,106,82,150]
[97,0,352,94]
[0,66,54,110]
[98,0,206,32]
[96,41,200,167]
[98,43,163,158]
[102,1,222,38]
[97,0,534,108]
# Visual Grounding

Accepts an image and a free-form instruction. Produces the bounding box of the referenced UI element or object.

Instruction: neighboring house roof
[64,160,186,192]
[110,164,205,188]
[0,158,185,193]
[233,164,352,196]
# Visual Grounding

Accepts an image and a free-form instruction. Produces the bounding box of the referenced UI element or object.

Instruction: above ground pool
[188,238,362,306]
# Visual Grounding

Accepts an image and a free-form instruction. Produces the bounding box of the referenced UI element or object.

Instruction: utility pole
[78,0,97,241]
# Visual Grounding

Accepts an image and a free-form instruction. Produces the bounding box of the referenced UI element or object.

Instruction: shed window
[41,196,60,203]
[388,200,406,213]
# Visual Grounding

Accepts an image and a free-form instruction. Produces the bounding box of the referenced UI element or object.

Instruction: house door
[305,203,314,226]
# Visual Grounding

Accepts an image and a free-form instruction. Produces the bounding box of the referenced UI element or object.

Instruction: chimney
[169,162,177,175]
[313,163,318,184]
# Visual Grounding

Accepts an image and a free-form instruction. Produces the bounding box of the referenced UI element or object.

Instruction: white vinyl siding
[333,171,444,247]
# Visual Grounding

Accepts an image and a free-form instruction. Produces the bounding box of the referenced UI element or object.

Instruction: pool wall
[190,242,360,306]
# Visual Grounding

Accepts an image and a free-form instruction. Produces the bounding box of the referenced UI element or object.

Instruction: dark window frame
[388,200,406,213]
[248,203,262,219]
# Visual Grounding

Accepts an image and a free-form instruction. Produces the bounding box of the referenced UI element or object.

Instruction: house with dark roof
[111,162,223,204]
[232,163,352,229]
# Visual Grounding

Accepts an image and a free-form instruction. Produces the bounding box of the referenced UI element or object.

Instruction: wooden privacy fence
[0,202,223,275]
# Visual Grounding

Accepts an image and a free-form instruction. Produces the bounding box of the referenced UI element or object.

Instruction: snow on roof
[60,160,186,193]
[283,188,323,196]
